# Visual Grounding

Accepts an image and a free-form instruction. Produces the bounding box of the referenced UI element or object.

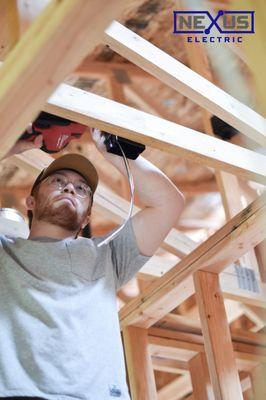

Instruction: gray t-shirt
[0,219,150,400]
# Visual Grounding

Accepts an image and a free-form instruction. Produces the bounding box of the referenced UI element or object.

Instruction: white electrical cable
[97,136,135,247]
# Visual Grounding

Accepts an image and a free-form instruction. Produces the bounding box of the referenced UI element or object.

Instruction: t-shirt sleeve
[109,219,151,290]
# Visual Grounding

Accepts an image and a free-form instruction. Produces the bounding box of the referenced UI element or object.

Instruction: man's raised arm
[92,129,185,256]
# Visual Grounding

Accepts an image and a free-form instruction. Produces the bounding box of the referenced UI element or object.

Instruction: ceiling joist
[0,0,129,159]
[104,21,266,147]
[45,84,266,184]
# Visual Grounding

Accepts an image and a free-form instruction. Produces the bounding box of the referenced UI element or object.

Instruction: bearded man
[0,129,185,400]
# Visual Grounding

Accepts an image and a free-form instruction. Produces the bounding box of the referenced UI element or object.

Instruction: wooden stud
[119,192,266,328]
[108,73,127,104]
[122,326,157,400]
[250,363,266,400]
[194,271,243,400]
[189,353,215,400]
[152,357,189,374]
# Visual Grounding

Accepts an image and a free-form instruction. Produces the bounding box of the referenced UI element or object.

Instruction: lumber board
[157,374,192,400]
[0,0,129,159]
[0,0,19,60]
[189,353,215,400]
[45,84,266,184]
[104,21,266,147]
[122,326,157,400]
[194,271,243,400]
[119,192,266,328]
[148,328,266,363]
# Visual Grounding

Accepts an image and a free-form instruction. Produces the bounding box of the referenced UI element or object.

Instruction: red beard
[35,195,89,231]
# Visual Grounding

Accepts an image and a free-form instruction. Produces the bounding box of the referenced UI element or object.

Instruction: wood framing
[0,0,129,159]
[0,0,19,60]
[122,326,157,400]
[188,353,215,400]
[104,21,266,147]
[194,271,243,400]
[119,192,266,328]
[45,84,266,184]
[148,328,266,363]
[180,21,261,280]
[157,375,192,400]
[0,4,265,400]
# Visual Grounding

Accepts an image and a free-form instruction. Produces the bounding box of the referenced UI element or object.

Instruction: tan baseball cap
[30,153,98,195]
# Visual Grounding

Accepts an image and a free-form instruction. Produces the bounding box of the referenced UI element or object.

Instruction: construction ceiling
[0,1,265,398]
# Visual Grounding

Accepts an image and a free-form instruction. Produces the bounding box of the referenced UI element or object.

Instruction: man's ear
[26,195,35,211]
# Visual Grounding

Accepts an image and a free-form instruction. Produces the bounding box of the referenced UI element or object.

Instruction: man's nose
[63,183,75,195]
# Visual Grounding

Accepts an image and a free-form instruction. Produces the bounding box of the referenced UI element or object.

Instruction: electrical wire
[97,136,135,247]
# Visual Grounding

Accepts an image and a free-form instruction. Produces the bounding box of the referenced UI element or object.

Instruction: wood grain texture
[194,271,243,400]
[0,0,129,158]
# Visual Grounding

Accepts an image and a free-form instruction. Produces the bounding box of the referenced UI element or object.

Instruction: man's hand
[90,127,185,257]
[91,128,107,155]
[1,125,43,161]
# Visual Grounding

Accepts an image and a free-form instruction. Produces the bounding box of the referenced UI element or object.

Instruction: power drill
[20,112,146,158]
[20,112,87,153]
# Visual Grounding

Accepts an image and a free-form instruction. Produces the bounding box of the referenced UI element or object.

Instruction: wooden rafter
[44,84,266,184]
[194,271,243,400]
[0,4,265,399]
[0,0,129,159]
[104,21,266,147]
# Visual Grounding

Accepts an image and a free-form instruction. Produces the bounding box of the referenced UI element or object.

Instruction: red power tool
[20,112,87,153]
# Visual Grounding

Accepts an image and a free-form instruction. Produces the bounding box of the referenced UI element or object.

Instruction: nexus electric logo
[173,10,255,43]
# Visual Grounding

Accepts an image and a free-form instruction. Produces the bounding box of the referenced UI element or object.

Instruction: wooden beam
[75,60,154,80]
[250,363,266,400]
[157,374,192,400]
[149,335,202,361]
[104,21,266,147]
[0,0,20,60]
[189,353,215,400]
[152,357,189,374]
[194,271,243,400]
[0,0,129,159]
[108,72,127,104]
[45,84,266,184]
[122,326,157,400]
[119,192,266,328]
[148,328,266,363]
[155,313,266,348]
[180,17,261,280]
[181,372,252,400]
